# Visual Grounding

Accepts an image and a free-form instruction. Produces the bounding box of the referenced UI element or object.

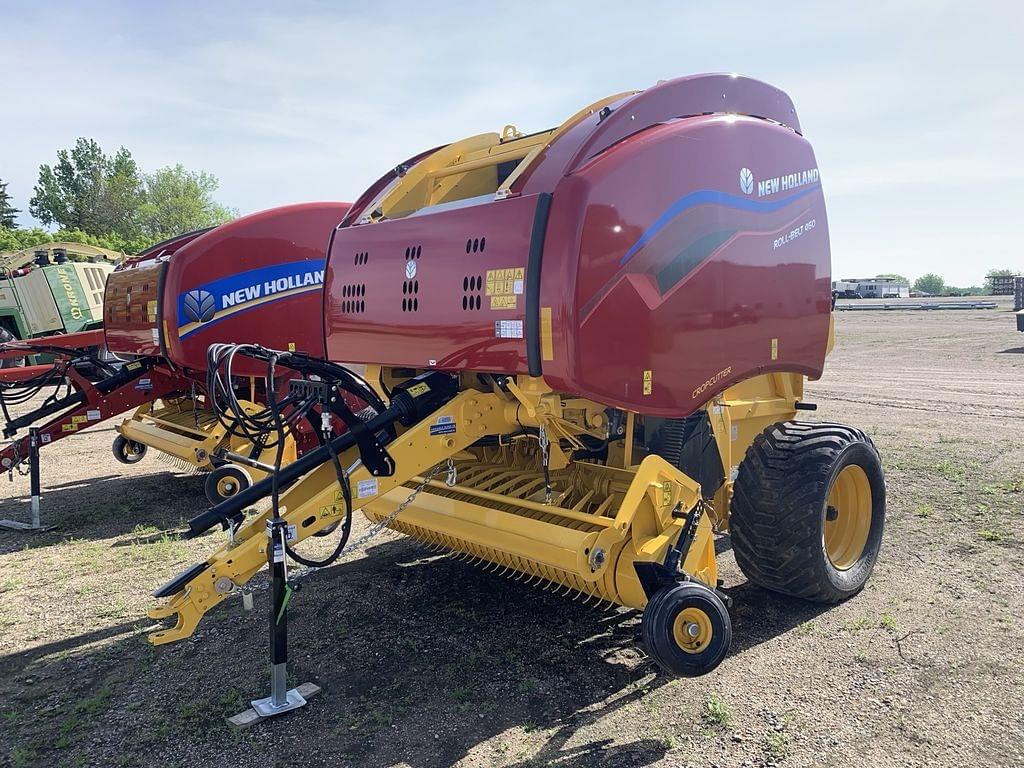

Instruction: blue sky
[1,0,1020,286]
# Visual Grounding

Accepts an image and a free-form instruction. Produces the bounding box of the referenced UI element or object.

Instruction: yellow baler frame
[148,367,804,646]
[117,396,295,480]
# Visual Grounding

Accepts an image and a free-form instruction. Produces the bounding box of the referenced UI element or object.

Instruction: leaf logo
[739,167,754,195]
[183,289,216,324]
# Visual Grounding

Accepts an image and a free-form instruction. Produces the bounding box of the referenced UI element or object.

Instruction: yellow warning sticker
[642,369,653,396]
[485,267,525,308]
[288,342,296,352]
[407,382,430,397]
[127,362,141,370]
[771,338,779,360]
[71,415,87,425]
[62,423,77,432]
[147,300,157,322]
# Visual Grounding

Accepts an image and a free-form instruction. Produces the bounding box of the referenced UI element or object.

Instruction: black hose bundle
[0,355,82,427]
[204,343,386,570]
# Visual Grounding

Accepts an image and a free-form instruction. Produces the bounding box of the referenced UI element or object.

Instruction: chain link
[538,424,553,504]
[239,462,445,597]
[3,440,30,478]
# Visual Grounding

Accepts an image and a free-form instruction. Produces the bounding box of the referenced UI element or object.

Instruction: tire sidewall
[643,583,732,677]
[206,465,252,503]
[113,436,146,464]
[818,441,886,597]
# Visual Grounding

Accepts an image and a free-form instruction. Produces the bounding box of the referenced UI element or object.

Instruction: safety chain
[3,441,30,479]
[239,462,446,599]
[538,424,553,504]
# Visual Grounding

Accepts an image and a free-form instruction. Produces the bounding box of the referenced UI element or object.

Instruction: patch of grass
[978,529,1005,542]
[880,613,899,633]
[914,504,934,518]
[518,677,539,694]
[796,620,817,636]
[176,690,246,733]
[703,694,731,728]
[765,730,794,759]
[126,531,187,564]
[844,616,872,631]
[933,459,968,483]
[999,478,1024,493]
[854,648,870,664]
[9,745,38,768]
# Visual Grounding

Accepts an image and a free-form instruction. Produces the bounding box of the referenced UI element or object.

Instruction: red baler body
[324,75,830,416]
[104,202,350,374]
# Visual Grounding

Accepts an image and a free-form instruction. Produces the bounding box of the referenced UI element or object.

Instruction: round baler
[151,74,885,677]
[0,203,359,505]
[101,202,356,502]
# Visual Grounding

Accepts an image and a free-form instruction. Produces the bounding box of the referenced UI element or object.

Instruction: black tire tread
[730,421,883,603]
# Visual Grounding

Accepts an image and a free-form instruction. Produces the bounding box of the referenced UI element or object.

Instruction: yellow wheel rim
[824,464,872,570]
[672,607,713,654]
[216,476,239,498]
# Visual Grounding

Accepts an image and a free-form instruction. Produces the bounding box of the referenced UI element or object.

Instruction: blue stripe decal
[619,183,822,266]
[178,286,321,340]
[176,259,325,327]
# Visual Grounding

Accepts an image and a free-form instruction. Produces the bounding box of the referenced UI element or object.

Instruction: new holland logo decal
[176,259,326,339]
[182,289,216,324]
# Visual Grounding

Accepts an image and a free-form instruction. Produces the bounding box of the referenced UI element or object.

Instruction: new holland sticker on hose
[429,415,456,436]
[176,259,326,339]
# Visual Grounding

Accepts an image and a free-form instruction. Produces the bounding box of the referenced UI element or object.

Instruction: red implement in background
[2,203,351,475]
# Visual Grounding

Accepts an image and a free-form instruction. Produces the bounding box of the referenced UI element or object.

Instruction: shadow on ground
[1,522,836,768]
[0,469,206,551]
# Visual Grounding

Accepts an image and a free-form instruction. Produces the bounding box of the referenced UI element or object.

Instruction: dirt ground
[1,305,1022,768]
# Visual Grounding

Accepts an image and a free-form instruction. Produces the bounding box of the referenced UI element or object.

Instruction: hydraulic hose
[184,370,459,538]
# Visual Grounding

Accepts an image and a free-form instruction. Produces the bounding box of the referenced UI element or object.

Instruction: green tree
[986,268,1018,278]
[913,273,945,295]
[29,138,145,238]
[0,178,20,228]
[0,225,159,257]
[876,273,908,285]
[139,164,235,238]
[99,148,145,238]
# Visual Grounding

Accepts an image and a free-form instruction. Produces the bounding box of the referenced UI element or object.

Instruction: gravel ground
[1,305,1022,768]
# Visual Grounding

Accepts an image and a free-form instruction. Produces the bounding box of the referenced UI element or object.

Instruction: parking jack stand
[230,516,319,728]
[1,428,53,531]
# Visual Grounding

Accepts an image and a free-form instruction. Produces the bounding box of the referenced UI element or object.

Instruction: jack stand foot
[228,682,321,729]
[250,687,307,718]
[0,519,53,531]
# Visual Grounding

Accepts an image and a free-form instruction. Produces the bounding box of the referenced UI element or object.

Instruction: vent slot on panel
[461,275,483,311]
[402,278,419,312]
[354,251,369,266]
[342,283,366,314]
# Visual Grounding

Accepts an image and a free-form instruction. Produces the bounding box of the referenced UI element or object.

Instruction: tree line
[877,272,1016,297]
[0,138,236,255]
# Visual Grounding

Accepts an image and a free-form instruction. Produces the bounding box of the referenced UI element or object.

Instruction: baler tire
[730,421,885,604]
[204,465,253,504]
[112,435,147,465]
[642,581,731,677]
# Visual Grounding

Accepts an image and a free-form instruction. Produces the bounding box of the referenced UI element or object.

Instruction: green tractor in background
[0,243,118,367]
